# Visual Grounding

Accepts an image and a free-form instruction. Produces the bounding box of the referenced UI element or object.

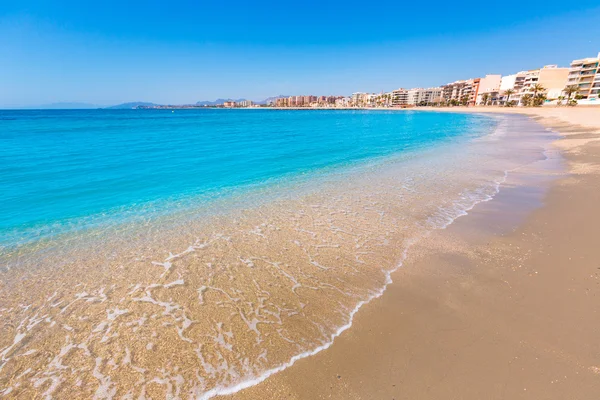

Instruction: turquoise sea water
[0,109,494,245]
[3,110,563,398]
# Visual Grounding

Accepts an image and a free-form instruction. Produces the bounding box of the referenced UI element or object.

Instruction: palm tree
[481,93,490,106]
[521,93,533,107]
[533,93,547,107]
[563,84,579,106]
[503,89,515,106]
[530,83,546,106]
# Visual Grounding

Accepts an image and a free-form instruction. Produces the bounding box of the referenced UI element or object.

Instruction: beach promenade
[224,107,600,399]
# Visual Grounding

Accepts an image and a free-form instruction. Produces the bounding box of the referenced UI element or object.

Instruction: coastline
[0,111,530,398]
[219,107,600,399]
[1,108,599,398]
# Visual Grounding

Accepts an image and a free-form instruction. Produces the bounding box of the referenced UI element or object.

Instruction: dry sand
[222,107,600,399]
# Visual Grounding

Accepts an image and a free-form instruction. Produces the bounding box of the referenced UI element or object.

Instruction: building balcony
[582,63,598,70]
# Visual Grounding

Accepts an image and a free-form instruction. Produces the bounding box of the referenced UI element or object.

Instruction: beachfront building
[351,92,364,107]
[511,65,569,105]
[391,88,409,107]
[567,52,600,100]
[335,97,352,108]
[441,79,479,105]
[238,100,254,107]
[223,101,236,107]
[466,78,481,105]
[475,74,502,105]
[362,93,375,107]
[275,97,288,107]
[275,95,344,108]
[500,72,527,92]
[335,97,351,108]
[498,71,527,105]
[371,92,393,107]
[407,87,444,105]
[351,92,375,107]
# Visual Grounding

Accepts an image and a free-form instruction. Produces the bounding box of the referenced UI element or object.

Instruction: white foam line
[197,170,512,400]
[196,116,550,399]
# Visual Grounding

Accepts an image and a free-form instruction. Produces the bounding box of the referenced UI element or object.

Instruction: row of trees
[379,83,586,108]
[557,85,582,106]
[487,83,582,107]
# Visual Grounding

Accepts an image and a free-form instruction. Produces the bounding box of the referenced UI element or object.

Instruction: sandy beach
[221,107,600,399]
[1,107,599,399]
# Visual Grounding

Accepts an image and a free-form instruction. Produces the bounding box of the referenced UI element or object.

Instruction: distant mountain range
[105,102,161,109]
[257,95,289,105]
[104,96,291,109]
[196,95,290,106]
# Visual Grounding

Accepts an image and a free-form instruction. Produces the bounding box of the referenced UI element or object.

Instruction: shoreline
[218,107,600,399]
[1,108,598,398]
[1,111,532,398]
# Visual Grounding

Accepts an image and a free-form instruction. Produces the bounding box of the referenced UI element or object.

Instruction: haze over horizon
[2,0,600,108]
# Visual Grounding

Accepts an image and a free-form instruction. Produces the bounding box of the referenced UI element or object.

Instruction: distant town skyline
[1,1,600,108]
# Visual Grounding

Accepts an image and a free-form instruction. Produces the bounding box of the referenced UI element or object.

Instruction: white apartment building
[335,97,351,107]
[351,92,367,107]
[407,87,443,105]
[237,100,254,107]
[567,52,600,100]
[498,72,527,105]
[511,65,569,104]
[392,88,409,106]
[475,74,501,105]
[365,93,378,107]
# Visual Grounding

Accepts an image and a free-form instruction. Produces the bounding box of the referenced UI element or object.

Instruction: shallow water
[0,110,556,398]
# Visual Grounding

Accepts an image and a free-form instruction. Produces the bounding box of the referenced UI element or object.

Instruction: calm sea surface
[3,110,557,399]
[0,109,493,246]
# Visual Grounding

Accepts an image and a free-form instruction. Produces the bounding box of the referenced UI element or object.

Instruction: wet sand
[2,112,542,398]
[1,108,598,399]
[224,107,600,399]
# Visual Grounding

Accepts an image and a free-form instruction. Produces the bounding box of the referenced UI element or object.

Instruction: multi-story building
[222,101,236,107]
[512,65,569,104]
[498,71,527,105]
[391,88,409,107]
[567,52,600,100]
[466,78,481,105]
[238,100,254,107]
[351,92,369,107]
[373,92,393,107]
[275,95,345,108]
[441,79,478,105]
[500,72,527,92]
[303,95,317,105]
[475,74,502,105]
[335,97,351,108]
[364,93,378,107]
[407,87,444,105]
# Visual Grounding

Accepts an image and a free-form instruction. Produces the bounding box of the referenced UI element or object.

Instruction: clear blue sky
[1,0,600,107]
